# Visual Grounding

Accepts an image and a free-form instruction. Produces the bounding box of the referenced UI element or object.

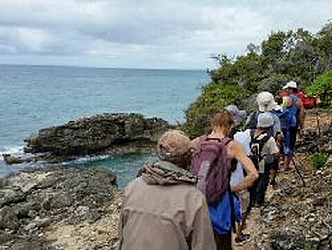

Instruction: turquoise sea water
[0,64,209,188]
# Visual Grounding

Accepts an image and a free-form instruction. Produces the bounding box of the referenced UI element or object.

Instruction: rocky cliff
[4,113,171,164]
[25,113,170,156]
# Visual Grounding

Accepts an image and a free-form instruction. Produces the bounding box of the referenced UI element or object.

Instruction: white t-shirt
[230,129,279,186]
[230,131,251,187]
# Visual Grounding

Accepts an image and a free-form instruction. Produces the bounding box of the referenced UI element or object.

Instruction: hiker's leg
[270,159,279,187]
[235,191,249,239]
[248,179,259,208]
[256,172,270,205]
[213,231,232,250]
[235,211,248,238]
[285,126,297,172]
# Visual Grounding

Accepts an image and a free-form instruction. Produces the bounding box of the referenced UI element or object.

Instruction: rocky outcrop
[0,166,118,250]
[21,113,170,160]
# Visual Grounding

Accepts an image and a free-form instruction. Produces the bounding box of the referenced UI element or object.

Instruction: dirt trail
[233,109,332,249]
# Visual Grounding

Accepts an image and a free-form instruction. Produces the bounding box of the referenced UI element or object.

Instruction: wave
[0,146,25,160]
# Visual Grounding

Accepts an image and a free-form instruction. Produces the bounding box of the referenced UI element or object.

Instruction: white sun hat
[256,92,277,112]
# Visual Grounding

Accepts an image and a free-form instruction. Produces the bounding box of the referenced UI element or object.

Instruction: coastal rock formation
[23,113,170,158]
[0,166,118,250]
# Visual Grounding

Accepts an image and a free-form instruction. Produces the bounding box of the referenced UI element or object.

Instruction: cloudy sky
[0,0,331,70]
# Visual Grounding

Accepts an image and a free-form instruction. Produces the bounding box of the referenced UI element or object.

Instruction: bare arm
[228,141,258,193]
[296,99,305,129]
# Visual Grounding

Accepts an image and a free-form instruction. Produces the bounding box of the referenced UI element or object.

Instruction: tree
[183,83,247,137]
[307,70,332,107]
[183,23,332,137]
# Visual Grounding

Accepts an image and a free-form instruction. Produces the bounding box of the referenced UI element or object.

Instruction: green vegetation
[183,83,247,137]
[307,70,332,107]
[303,244,317,250]
[182,23,332,137]
[310,152,328,169]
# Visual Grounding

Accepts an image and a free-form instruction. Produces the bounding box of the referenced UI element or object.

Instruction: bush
[303,244,317,250]
[310,152,328,169]
[307,71,332,107]
[182,83,248,137]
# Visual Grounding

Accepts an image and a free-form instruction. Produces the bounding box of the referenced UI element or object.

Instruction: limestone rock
[24,113,170,158]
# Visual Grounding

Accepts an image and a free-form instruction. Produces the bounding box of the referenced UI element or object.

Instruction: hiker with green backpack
[191,109,258,250]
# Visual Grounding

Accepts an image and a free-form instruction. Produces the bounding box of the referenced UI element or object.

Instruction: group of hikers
[116,81,305,250]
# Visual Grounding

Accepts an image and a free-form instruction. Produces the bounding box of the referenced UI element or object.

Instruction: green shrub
[310,152,328,169]
[307,71,332,107]
[303,244,317,250]
[182,83,248,138]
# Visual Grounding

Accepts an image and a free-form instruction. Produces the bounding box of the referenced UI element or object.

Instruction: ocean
[0,64,209,188]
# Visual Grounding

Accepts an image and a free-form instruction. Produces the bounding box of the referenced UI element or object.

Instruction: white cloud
[0,0,331,69]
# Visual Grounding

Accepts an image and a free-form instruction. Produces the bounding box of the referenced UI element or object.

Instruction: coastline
[0,110,331,249]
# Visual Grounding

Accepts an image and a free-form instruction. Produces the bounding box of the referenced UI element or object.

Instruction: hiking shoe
[235,233,251,246]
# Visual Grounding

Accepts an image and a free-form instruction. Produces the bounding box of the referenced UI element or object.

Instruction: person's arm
[190,196,217,250]
[228,141,259,193]
[267,137,280,159]
[296,99,305,136]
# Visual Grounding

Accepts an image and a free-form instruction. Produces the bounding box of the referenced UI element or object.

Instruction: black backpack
[248,129,271,172]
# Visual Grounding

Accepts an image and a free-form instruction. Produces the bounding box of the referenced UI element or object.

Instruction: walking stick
[291,155,305,187]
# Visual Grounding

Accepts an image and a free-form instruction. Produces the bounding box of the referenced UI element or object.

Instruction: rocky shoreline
[1,110,331,249]
[0,166,120,250]
[4,113,171,165]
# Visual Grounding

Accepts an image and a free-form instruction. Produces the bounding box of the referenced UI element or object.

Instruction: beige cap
[158,130,194,156]
[256,92,277,112]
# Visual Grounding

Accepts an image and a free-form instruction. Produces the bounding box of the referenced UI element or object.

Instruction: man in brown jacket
[117,130,216,250]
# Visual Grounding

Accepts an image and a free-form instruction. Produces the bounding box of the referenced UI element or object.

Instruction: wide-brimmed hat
[225,104,247,126]
[257,112,274,128]
[256,92,277,112]
[283,81,297,89]
[158,130,194,156]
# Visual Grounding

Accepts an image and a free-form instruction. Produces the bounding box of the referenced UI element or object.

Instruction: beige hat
[256,92,277,112]
[158,130,194,156]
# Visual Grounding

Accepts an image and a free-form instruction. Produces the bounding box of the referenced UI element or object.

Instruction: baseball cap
[257,112,274,128]
[283,81,297,89]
